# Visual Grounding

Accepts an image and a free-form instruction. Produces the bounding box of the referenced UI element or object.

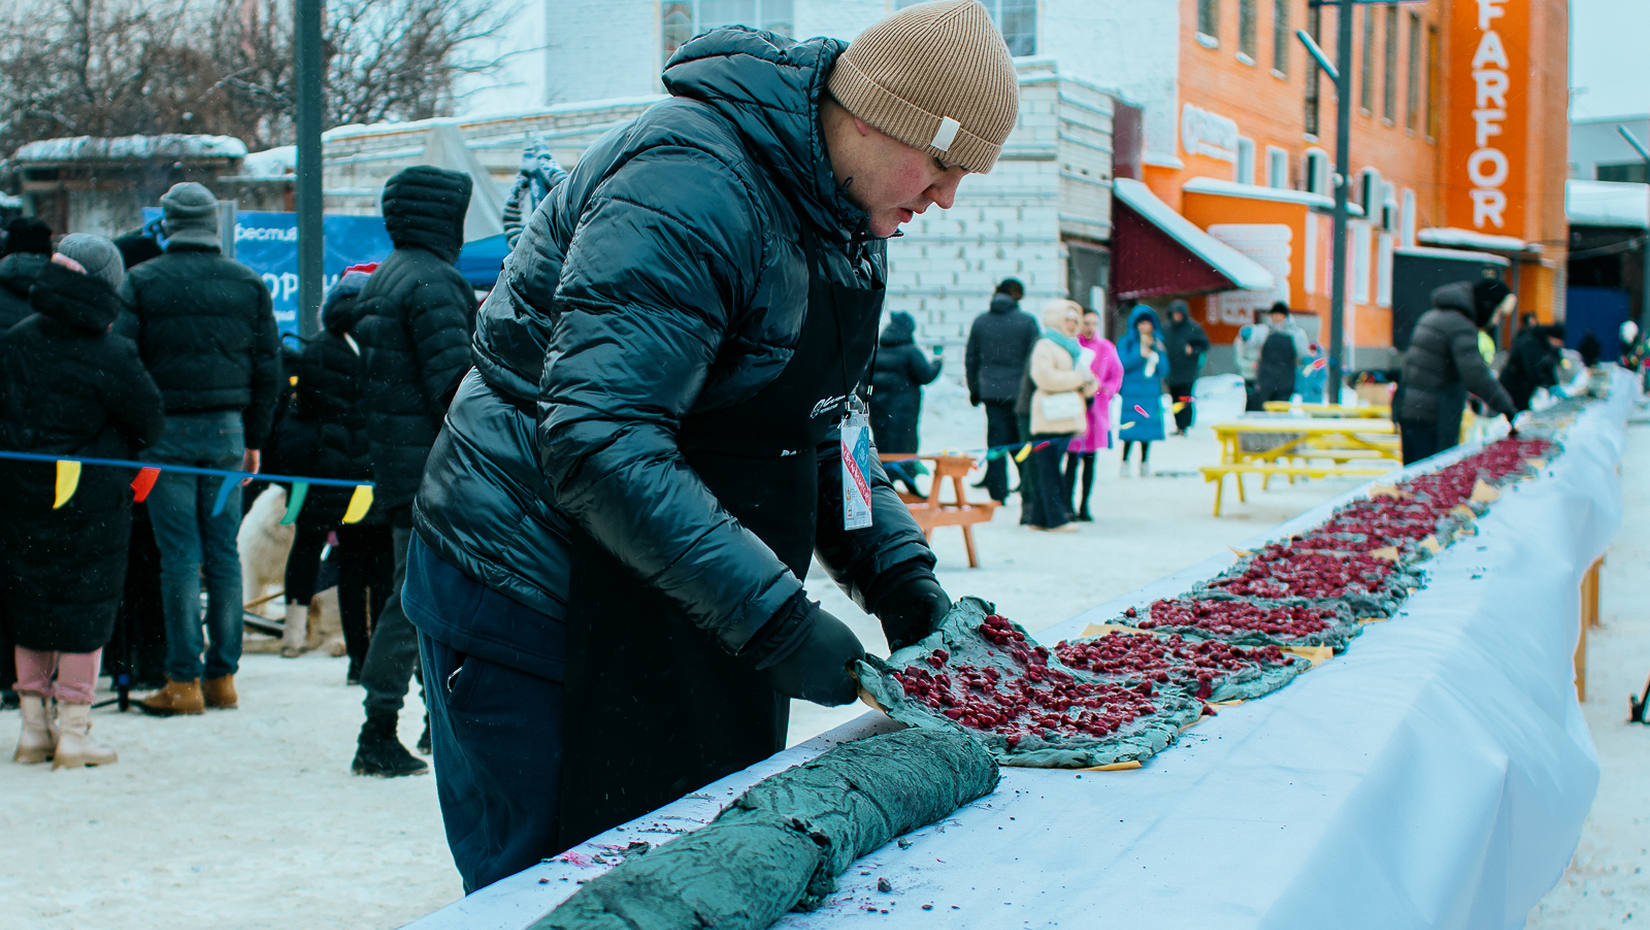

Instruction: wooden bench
[1199,462,1398,517]
[880,453,998,568]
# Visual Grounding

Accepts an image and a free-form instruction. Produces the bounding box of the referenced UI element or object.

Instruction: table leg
[1574,614,1588,703]
[961,525,980,569]
[1212,474,1224,517]
[1235,473,1246,504]
[1584,557,1602,628]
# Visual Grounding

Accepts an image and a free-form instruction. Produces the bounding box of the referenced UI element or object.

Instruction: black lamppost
[295,0,324,339]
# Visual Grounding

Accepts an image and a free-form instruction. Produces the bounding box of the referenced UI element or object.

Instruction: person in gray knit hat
[53,234,126,294]
[405,0,1019,887]
[118,181,281,718]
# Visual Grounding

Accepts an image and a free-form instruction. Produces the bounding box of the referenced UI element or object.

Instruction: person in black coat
[0,217,53,331]
[407,9,1015,890]
[273,267,394,681]
[0,236,164,768]
[1160,299,1209,434]
[119,182,282,717]
[965,278,1038,503]
[868,311,942,494]
[1255,304,1308,406]
[1498,323,1565,412]
[1395,278,1518,465]
[349,165,477,777]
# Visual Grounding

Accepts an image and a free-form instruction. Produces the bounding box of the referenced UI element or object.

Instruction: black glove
[875,576,952,651]
[747,597,865,706]
[969,392,981,407]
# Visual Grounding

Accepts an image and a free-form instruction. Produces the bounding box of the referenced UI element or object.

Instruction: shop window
[1304,149,1329,195]
[1198,0,1219,44]
[1266,146,1289,189]
[900,0,1034,55]
[1236,138,1257,185]
[1405,12,1421,132]
[1358,5,1374,113]
[1271,0,1289,75]
[1303,5,1321,135]
[1598,163,1650,183]
[1238,0,1257,60]
[663,0,794,67]
[1381,5,1397,122]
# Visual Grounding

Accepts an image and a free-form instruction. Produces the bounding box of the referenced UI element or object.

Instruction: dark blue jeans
[146,412,245,683]
[405,536,564,894]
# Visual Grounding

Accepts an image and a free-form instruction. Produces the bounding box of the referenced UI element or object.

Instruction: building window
[1381,5,1397,122]
[1237,137,1256,185]
[1238,0,1257,59]
[1598,163,1650,183]
[664,0,794,65]
[1266,146,1289,188]
[1271,0,1289,75]
[1304,149,1330,195]
[1405,12,1421,132]
[1303,4,1321,135]
[1425,24,1439,139]
[1358,5,1374,113]
[900,0,1034,55]
[1198,0,1219,43]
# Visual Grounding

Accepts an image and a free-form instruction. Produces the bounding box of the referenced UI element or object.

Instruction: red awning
[1111,178,1274,300]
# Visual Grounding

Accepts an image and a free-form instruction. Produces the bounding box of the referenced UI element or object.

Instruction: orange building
[1129,0,1568,371]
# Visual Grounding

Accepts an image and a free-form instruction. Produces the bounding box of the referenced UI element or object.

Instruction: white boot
[1118,460,1131,478]
[1138,461,1150,478]
[13,693,53,764]
[52,703,117,769]
[282,601,309,658]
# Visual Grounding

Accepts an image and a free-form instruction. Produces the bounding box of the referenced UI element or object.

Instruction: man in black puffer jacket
[406,4,1019,891]
[120,182,281,717]
[965,278,1037,502]
[869,311,943,493]
[350,165,477,777]
[1396,278,1518,465]
[0,218,54,330]
[1498,323,1565,412]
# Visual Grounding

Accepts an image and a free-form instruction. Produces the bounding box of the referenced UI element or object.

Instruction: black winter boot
[351,712,428,777]
[416,714,431,755]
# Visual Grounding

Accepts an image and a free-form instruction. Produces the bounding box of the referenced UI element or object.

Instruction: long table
[408,371,1633,930]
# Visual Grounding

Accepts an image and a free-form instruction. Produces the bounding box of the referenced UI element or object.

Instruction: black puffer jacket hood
[1430,281,1476,322]
[880,311,917,346]
[0,252,47,329]
[31,261,122,333]
[663,27,868,244]
[382,166,471,262]
[987,292,1017,314]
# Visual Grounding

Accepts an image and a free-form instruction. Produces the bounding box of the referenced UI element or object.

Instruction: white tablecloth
[408,371,1632,930]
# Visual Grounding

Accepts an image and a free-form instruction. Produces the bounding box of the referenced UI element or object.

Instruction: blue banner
[142,209,394,340]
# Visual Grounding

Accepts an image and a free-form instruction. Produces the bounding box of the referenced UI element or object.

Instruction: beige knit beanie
[828,0,1019,174]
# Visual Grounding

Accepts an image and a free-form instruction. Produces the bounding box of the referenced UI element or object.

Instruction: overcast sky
[1569,0,1650,120]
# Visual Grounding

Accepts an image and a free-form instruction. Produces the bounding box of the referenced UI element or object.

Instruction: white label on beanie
[930,117,961,153]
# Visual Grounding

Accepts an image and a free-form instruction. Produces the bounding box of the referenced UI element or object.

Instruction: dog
[237,485,345,655]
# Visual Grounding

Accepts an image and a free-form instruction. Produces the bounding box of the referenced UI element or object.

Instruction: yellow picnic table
[1202,418,1402,516]
[1262,401,1391,418]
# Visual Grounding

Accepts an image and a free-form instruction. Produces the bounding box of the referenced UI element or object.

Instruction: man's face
[1269,312,1289,326]
[1547,336,1565,349]
[1080,312,1100,339]
[830,114,969,238]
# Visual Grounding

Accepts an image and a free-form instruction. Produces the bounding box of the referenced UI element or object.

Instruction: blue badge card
[841,400,874,530]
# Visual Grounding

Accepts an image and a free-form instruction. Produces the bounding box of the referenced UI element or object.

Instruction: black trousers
[1062,452,1096,518]
[980,400,1020,503]
[1398,417,1457,466]
[1021,434,1073,528]
[285,519,394,672]
[360,524,423,717]
[1168,380,1196,432]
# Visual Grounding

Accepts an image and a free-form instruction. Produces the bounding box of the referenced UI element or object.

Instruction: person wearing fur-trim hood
[1021,299,1097,531]
[1116,305,1167,476]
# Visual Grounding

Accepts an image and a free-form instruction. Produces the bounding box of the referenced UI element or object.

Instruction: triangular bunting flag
[341,485,374,524]
[53,460,81,509]
[131,467,161,502]
[1013,443,1033,463]
[280,482,310,525]
[211,474,247,516]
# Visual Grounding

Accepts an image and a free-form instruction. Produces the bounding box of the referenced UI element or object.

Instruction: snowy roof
[1182,176,1367,217]
[1416,227,1534,252]
[1393,246,1510,267]
[1113,177,1275,292]
[14,134,247,163]
[1566,179,1649,229]
[319,95,668,142]
[240,145,296,178]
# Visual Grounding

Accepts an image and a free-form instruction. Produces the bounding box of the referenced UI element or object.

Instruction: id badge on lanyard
[840,396,874,530]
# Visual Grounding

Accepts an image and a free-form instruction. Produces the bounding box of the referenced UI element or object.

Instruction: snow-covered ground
[4,375,1635,930]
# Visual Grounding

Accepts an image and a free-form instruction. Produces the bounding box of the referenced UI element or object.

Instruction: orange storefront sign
[1444,0,1528,234]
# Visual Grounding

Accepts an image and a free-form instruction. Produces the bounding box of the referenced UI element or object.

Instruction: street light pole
[1298,0,1355,405]
[1618,125,1650,339]
[295,0,324,340]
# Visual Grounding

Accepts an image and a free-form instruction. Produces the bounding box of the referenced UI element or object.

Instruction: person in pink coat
[1063,308,1124,521]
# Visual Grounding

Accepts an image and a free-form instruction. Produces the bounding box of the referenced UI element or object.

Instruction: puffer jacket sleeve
[1448,318,1517,416]
[964,321,982,400]
[101,336,166,452]
[409,274,477,420]
[905,344,942,386]
[813,420,935,611]
[243,283,282,449]
[538,148,786,654]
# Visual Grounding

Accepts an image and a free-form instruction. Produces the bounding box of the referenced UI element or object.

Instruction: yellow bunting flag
[1012,443,1033,463]
[53,460,81,509]
[341,485,374,524]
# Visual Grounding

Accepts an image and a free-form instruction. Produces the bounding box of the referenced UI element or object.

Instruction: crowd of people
[0,164,480,779]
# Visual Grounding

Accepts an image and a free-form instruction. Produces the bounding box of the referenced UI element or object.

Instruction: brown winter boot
[202,674,238,710]
[137,678,205,717]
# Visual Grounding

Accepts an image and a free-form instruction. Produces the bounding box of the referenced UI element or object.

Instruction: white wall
[1037,0,1179,164]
